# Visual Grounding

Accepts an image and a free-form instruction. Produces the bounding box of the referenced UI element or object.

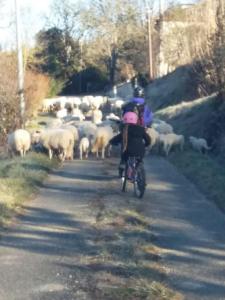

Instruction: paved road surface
[0,156,225,300]
[145,156,225,300]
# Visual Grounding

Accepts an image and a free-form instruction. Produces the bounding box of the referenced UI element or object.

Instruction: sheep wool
[161,133,184,156]
[35,129,74,161]
[154,122,173,134]
[79,137,90,160]
[7,129,31,157]
[146,127,159,152]
[91,126,114,159]
[189,136,211,153]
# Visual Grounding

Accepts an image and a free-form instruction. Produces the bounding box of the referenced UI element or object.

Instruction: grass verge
[168,150,225,212]
[0,152,59,227]
[85,187,182,300]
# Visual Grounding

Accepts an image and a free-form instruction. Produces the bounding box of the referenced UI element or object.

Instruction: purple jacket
[131,97,153,127]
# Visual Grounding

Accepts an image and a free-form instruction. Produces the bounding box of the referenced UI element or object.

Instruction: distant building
[156,1,216,77]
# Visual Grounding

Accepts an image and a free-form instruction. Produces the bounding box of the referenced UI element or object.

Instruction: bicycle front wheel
[134,163,146,198]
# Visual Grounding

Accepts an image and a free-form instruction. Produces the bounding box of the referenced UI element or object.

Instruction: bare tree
[47,0,82,39]
[79,0,151,84]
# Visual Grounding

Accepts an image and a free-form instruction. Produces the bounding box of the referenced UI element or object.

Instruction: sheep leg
[167,145,172,156]
[66,145,73,161]
[102,147,105,159]
[19,149,23,157]
[49,149,53,160]
[61,151,66,161]
[80,148,83,160]
[85,150,88,158]
[107,144,112,157]
[165,144,170,156]
[163,144,167,156]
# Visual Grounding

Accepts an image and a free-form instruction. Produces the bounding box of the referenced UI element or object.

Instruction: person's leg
[118,152,126,177]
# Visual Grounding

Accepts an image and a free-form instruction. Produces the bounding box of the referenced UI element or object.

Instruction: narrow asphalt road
[0,159,108,300]
[145,156,225,300]
[0,155,225,300]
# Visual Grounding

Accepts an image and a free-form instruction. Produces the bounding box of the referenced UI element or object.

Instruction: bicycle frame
[121,156,145,198]
[126,157,140,181]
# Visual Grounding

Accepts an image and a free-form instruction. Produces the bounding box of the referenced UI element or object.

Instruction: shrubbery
[0,51,52,143]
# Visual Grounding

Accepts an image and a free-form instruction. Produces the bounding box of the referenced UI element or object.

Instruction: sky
[0,0,52,49]
[0,0,198,50]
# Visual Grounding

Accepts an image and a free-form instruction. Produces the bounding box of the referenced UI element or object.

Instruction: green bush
[48,78,65,97]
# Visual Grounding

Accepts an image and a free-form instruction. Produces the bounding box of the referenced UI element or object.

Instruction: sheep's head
[31,130,41,144]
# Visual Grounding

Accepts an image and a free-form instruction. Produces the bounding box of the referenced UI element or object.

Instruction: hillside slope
[155,94,216,138]
[145,65,199,111]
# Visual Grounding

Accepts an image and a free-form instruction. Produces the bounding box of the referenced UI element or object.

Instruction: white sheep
[146,127,159,152]
[7,129,31,157]
[92,96,105,108]
[82,95,94,106]
[46,118,63,129]
[78,122,97,140]
[91,126,114,159]
[100,120,120,133]
[79,137,90,160]
[153,122,173,134]
[60,125,79,143]
[72,97,81,107]
[56,108,68,119]
[32,129,74,161]
[189,136,211,153]
[41,98,55,112]
[161,133,184,156]
[91,108,103,125]
[71,107,85,121]
[157,134,166,152]
[105,113,120,121]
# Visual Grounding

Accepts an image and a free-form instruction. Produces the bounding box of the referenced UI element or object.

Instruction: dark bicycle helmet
[133,86,144,98]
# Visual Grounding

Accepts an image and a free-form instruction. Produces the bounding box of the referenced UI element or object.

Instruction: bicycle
[121,156,146,198]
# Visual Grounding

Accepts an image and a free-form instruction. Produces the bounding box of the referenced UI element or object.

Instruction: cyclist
[122,86,153,128]
[109,111,151,177]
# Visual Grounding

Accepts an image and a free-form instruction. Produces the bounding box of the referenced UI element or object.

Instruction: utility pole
[79,40,83,94]
[157,0,164,77]
[147,8,154,81]
[159,0,163,16]
[15,0,25,128]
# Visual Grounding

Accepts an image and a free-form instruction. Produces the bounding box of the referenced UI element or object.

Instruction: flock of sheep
[146,119,211,156]
[6,95,212,161]
[7,95,120,161]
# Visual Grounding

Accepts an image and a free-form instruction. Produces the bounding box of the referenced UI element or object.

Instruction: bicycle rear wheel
[134,163,146,198]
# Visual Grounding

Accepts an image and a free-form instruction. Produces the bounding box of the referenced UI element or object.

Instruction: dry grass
[168,150,225,212]
[79,174,182,300]
[0,152,59,227]
[155,94,216,137]
[154,92,225,212]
